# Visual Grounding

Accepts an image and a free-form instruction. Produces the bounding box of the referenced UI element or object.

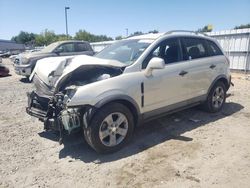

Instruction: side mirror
[144,57,165,77]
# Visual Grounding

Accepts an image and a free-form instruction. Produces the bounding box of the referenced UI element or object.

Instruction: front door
[142,37,191,114]
[55,43,77,56]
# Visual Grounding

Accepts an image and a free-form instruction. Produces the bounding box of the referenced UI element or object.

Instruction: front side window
[95,39,153,65]
[181,38,208,60]
[142,38,182,69]
[56,43,75,53]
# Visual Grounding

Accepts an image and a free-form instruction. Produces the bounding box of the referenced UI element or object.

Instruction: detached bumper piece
[26,91,48,120]
[26,91,59,130]
[26,91,83,144]
[26,106,47,120]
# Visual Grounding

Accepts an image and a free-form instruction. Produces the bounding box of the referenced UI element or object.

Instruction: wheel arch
[94,95,141,126]
[207,75,230,96]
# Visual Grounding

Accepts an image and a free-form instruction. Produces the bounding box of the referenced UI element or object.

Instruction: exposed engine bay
[27,61,124,143]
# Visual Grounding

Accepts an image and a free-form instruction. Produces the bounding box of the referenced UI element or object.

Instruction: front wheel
[202,81,226,113]
[84,102,134,153]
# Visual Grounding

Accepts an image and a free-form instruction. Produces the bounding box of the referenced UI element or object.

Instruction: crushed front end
[26,60,124,143]
[26,74,85,144]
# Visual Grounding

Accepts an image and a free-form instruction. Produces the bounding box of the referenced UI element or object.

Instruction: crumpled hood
[31,55,125,87]
[30,56,74,85]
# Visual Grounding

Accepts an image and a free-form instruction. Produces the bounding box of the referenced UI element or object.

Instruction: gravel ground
[0,58,250,188]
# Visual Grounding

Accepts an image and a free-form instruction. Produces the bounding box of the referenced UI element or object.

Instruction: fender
[94,94,141,115]
[80,94,141,128]
[206,74,230,97]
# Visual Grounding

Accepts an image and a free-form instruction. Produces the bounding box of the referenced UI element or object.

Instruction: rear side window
[206,40,223,56]
[181,38,208,60]
[75,43,91,52]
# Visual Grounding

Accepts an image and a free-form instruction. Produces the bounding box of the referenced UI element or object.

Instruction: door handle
[179,70,188,76]
[210,64,216,69]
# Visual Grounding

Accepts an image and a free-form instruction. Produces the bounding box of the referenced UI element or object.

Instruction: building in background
[0,39,25,55]
[207,28,250,72]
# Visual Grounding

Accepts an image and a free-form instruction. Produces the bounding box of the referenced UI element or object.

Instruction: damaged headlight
[66,88,77,99]
[21,57,29,64]
[63,85,77,104]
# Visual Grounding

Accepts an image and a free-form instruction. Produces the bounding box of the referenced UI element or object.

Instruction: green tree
[35,29,59,46]
[11,31,37,45]
[234,24,250,29]
[11,29,114,46]
[148,30,159,34]
[130,31,144,36]
[115,36,123,40]
[197,25,213,32]
[74,29,113,42]
[57,34,71,41]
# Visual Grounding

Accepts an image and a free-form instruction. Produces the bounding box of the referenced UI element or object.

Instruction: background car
[14,40,94,77]
[0,51,11,58]
[0,64,10,77]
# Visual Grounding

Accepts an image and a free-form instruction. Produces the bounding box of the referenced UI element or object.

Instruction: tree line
[11,24,250,47]
[11,29,114,47]
[11,29,161,47]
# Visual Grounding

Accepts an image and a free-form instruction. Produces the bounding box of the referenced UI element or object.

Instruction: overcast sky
[0,0,250,40]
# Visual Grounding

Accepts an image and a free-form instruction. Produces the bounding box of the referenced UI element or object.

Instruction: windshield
[95,39,153,65]
[40,42,59,53]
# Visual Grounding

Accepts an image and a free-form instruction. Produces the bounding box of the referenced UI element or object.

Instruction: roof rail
[165,30,208,36]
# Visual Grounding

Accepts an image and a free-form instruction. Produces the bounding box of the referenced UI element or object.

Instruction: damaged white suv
[27,31,231,153]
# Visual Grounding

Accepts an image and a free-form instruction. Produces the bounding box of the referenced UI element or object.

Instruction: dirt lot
[0,58,250,188]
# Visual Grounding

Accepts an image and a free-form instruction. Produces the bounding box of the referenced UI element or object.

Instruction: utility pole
[125,28,128,37]
[65,7,70,38]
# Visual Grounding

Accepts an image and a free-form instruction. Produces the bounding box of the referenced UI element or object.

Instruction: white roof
[127,33,164,40]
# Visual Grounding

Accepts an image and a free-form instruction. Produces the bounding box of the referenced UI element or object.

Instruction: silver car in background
[14,40,94,77]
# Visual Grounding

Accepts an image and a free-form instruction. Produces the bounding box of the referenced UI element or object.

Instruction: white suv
[26,31,231,153]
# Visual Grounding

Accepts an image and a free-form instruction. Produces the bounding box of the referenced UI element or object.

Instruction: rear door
[180,37,215,99]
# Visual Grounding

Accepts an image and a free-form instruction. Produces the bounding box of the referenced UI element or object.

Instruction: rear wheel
[202,81,226,113]
[84,102,134,153]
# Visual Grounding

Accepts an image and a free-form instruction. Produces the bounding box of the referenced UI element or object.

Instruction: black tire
[84,102,134,153]
[202,81,226,113]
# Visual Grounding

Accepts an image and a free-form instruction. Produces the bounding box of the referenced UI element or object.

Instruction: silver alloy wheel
[212,86,225,108]
[99,112,129,147]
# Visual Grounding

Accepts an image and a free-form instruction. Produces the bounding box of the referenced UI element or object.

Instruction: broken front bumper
[26,91,82,134]
[26,91,62,132]
[26,91,49,121]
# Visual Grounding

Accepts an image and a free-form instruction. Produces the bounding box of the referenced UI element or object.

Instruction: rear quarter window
[206,40,223,56]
